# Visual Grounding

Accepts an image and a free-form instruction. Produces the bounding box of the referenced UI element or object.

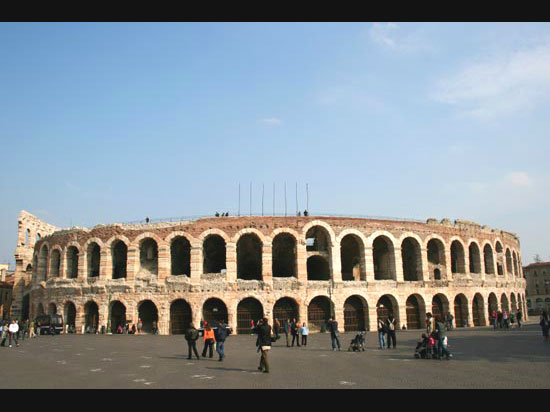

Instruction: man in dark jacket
[283,318,290,347]
[328,318,341,351]
[185,323,200,360]
[255,318,272,373]
[435,318,452,360]
[290,318,300,347]
[214,321,232,361]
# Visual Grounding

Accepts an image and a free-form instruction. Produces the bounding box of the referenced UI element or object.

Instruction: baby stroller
[348,331,366,352]
[414,334,434,359]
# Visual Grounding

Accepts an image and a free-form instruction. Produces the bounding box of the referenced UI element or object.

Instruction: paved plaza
[1,323,549,389]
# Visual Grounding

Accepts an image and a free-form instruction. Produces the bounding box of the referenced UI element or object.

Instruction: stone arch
[510,292,517,312]
[431,294,450,322]
[273,297,300,325]
[170,235,191,276]
[472,293,486,326]
[494,240,504,276]
[376,294,399,325]
[426,236,446,280]
[137,300,159,333]
[38,243,49,281]
[237,233,263,280]
[164,230,197,246]
[372,235,396,280]
[84,300,99,332]
[111,239,128,279]
[65,244,80,279]
[401,236,423,281]
[305,225,333,252]
[483,243,495,275]
[138,237,159,277]
[343,295,369,331]
[307,255,330,280]
[307,295,332,332]
[488,292,499,319]
[501,293,510,313]
[512,251,519,278]
[405,294,426,330]
[201,297,228,327]
[202,233,227,274]
[494,240,503,253]
[454,294,469,328]
[340,233,366,281]
[63,301,77,330]
[505,248,512,275]
[237,297,264,334]
[86,241,101,278]
[109,301,127,333]
[49,247,62,278]
[170,299,193,334]
[468,241,482,274]
[272,232,297,278]
[450,238,466,274]
[302,220,336,247]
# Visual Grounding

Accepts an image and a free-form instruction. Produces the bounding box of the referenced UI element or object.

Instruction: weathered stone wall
[24,215,527,333]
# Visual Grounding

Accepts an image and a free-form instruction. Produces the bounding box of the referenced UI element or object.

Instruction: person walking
[491,310,497,329]
[201,322,216,358]
[377,317,386,349]
[426,313,434,335]
[255,317,272,373]
[497,311,503,329]
[290,318,301,347]
[283,319,290,347]
[214,321,232,361]
[29,320,36,338]
[386,314,397,349]
[447,312,454,330]
[137,318,143,335]
[8,320,19,347]
[273,318,280,340]
[185,323,200,360]
[300,323,308,346]
[328,318,341,351]
[539,311,550,343]
[503,311,509,329]
[517,309,522,329]
[435,317,452,360]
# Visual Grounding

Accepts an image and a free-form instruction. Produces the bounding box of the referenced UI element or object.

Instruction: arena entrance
[170,299,192,334]
[454,294,469,328]
[138,300,158,333]
[406,295,425,330]
[64,301,76,330]
[376,295,398,324]
[488,293,498,319]
[273,297,299,325]
[431,294,449,322]
[110,301,126,333]
[501,294,510,313]
[84,301,99,332]
[308,296,332,332]
[344,295,367,331]
[202,298,228,327]
[237,298,264,334]
[472,294,485,326]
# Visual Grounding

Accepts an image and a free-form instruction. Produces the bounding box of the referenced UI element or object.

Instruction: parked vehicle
[35,314,64,335]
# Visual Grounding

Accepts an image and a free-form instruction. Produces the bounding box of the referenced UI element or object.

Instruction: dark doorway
[273,298,299,325]
[138,300,159,333]
[406,295,422,329]
[171,237,191,276]
[110,301,126,333]
[64,301,76,329]
[237,298,264,334]
[307,296,332,332]
[237,234,262,280]
[66,247,79,279]
[454,294,468,328]
[203,235,226,274]
[472,294,485,326]
[272,233,297,277]
[112,241,127,279]
[307,256,330,280]
[373,236,395,280]
[402,238,422,281]
[170,299,192,335]
[376,295,396,324]
[202,298,228,327]
[84,301,99,331]
[344,296,367,331]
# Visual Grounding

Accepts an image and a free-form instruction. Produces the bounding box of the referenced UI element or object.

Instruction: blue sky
[1,22,550,268]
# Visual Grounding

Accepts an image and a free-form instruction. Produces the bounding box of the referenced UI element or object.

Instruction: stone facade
[14,212,527,334]
[524,262,550,315]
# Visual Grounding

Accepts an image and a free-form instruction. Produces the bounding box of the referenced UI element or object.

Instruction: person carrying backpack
[185,323,200,360]
[214,321,232,361]
[377,318,386,349]
[386,315,397,349]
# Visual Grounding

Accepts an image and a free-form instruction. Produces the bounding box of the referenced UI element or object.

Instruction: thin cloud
[505,171,533,188]
[368,23,433,54]
[259,118,282,126]
[432,44,550,119]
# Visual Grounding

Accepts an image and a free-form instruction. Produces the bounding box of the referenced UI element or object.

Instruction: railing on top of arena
[113,213,426,226]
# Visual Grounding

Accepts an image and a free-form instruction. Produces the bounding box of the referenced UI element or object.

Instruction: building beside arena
[523,262,550,315]
[12,210,527,334]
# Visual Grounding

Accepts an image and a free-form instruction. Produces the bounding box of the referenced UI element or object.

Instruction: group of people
[0,319,22,347]
[184,321,233,362]
[377,314,398,349]
[272,318,309,347]
[416,313,453,360]
[214,212,230,217]
[491,309,522,329]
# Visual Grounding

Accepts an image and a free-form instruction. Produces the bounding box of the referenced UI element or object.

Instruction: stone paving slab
[0,324,548,389]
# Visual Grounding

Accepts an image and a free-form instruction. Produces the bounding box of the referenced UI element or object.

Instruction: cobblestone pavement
[1,323,548,389]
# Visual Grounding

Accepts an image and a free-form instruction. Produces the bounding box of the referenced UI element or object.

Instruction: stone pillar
[228,307,237,332]
[78,250,86,280]
[331,246,342,282]
[395,247,404,282]
[100,249,111,280]
[480,257,486,282]
[157,245,169,280]
[159,306,169,335]
[420,247,429,281]
[299,301,308,324]
[365,247,375,282]
[465,254,471,278]
[296,241,308,282]
[59,251,67,279]
[126,247,138,282]
[444,248,452,281]
[368,303,378,331]
[226,242,237,282]
[262,242,272,283]
[334,300,344,332]
[397,299,407,330]
[190,245,202,283]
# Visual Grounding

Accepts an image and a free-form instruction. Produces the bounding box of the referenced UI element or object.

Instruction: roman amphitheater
[12,210,527,335]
